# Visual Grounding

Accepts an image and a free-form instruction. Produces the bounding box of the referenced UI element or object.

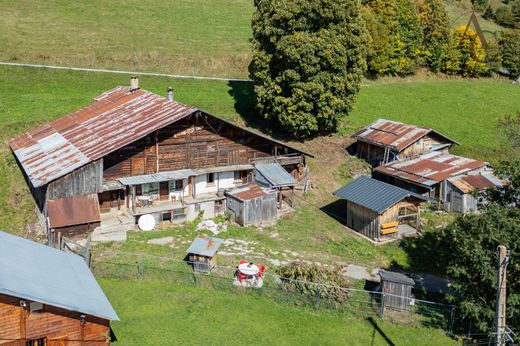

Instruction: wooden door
[160,182,169,200]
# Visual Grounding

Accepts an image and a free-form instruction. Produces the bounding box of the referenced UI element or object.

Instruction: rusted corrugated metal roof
[10,86,312,188]
[375,151,487,187]
[47,194,100,228]
[353,119,458,152]
[226,183,275,201]
[449,173,503,193]
[9,87,197,188]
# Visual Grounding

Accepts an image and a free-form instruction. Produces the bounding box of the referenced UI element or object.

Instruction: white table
[238,263,259,276]
[137,195,152,207]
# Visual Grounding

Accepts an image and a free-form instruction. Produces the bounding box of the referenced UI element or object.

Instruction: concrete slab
[147,236,174,246]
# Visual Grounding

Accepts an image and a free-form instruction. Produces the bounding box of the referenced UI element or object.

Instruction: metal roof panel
[0,231,118,321]
[333,176,427,213]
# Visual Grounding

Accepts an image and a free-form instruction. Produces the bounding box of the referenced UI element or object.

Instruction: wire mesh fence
[91,251,460,335]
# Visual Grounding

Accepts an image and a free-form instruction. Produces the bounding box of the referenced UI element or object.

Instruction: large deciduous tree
[249,0,367,137]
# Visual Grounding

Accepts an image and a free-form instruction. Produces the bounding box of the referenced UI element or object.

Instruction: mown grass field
[0,0,253,78]
[0,0,507,79]
[99,278,460,345]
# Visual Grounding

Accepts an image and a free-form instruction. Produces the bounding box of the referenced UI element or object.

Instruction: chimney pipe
[167,87,174,102]
[130,76,139,92]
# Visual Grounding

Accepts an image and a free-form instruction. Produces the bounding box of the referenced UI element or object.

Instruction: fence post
[315,284,321,308]
[136,254,144,280]
[380,293,385,320]
[448,306,455,335]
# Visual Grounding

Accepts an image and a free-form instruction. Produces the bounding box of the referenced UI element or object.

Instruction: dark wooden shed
[379,270,415,311]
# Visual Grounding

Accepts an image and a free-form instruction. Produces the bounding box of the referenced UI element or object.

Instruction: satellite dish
[138,214,156,231]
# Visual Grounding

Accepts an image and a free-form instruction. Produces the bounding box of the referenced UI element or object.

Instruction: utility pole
[495,245,509,346]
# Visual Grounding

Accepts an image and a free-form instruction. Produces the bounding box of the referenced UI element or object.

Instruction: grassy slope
[1,66,518,266]
[347,79,520,161]
[100,278,459,345]
[444,0,504,42]
[0,0,253,78]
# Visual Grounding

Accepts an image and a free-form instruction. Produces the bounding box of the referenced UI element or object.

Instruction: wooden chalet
[9,78,312,241]
[352,119,458,166]
[374,151,496,208]
[333,176,427,242]
[0,231,118,345]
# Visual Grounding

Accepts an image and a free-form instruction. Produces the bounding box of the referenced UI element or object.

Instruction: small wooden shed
[186,235,223,273]
[225,184,277,226]
[333,176,427,241]
[379,270,415,311]
[446,173,503,213]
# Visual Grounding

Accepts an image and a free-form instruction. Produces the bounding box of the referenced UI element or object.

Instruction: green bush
[276,262,351,304]
[249,0,367,137]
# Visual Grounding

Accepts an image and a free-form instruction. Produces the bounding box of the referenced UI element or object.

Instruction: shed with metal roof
[225,184,277,226]
[0,231,118,344]
[379,270,415,311]
[47,194,101,246]
[333,176,427,242]
[353,119,458,166]
[445,173,503,213]
[186,235,224,273]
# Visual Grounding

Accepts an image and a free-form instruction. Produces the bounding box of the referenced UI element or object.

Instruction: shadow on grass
[227,80,292,140]
[320,199,347,224]
[389,231,449,277]
[367,317,396,346]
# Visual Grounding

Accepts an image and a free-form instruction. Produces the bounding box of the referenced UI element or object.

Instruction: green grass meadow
[0,0,253,78]
[100,278,460,345]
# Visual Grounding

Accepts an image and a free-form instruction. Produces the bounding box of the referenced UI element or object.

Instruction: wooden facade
[345,199,420,241]
[0,293,110,345]
[380,273,415,311]
[102,113,285,180]
[226,190,277,227]
[357,133,452,166]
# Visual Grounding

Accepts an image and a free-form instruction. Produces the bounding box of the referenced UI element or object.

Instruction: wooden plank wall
[346,201,380,240]
[382,281,412,311]
[102,114,294,180]
[400,134,448,160]
[47,160,103,200]
[0,294,110,345]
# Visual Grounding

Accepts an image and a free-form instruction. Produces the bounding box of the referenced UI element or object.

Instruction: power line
[0,61,252,82]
